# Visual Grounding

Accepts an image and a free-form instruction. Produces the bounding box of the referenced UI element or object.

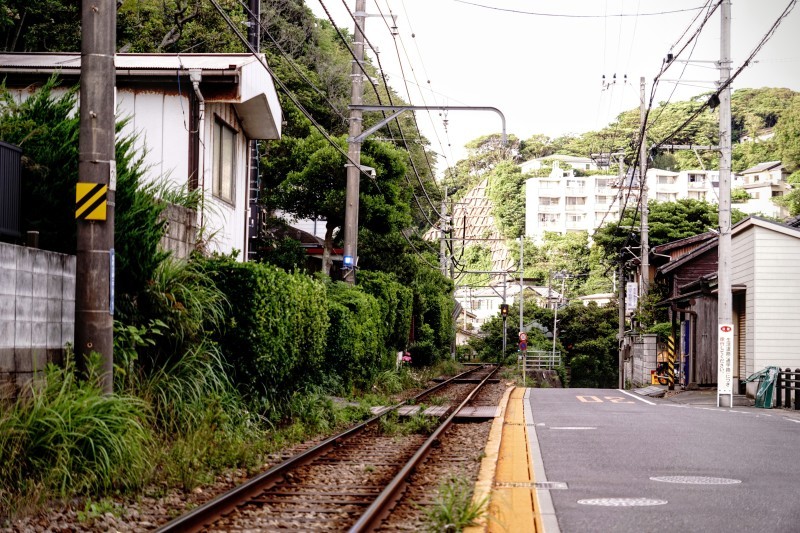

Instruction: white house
[733,161,790,219]
[0,53,282,259]
[520,154,598,176]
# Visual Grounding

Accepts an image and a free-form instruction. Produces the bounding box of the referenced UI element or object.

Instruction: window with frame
[213,118,237,203]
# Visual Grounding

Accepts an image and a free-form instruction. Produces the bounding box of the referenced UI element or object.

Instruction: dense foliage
[199,257,329,404]
[592,199,749,263]
[325,281,385,391]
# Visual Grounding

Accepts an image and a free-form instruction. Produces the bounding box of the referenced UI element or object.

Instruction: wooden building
[654,217,800,392]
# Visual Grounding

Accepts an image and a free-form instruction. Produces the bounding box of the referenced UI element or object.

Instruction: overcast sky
[307,0,800,175]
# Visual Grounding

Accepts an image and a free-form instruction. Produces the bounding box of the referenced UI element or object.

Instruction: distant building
[524,162,791,242]
[733,161,790,219]
[454,283,561,333]
[520,154,599,175]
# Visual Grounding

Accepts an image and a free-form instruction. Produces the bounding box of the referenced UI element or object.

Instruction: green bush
[325,281,385,391]
[199,257,329,405]
[358,270,413,351]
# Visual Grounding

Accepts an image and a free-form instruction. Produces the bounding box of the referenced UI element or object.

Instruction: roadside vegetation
[0,79,456,519]
[3,0,800,524]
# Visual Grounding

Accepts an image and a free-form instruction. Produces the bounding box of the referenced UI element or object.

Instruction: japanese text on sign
[718,324,734,395]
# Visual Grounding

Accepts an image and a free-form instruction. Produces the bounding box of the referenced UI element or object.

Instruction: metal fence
[776,368,800,410]
[521,350,562,371]
[0,141,22,239]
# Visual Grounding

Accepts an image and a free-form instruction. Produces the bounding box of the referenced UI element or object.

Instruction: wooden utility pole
[717,0,734,407]
[343,0,366,284]
[76,0,116,393]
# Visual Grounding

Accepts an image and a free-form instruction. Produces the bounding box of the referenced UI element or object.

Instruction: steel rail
[349,364,500,532]
[155,364,492,533]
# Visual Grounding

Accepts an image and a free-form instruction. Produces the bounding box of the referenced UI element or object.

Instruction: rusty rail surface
[156,364,497,533]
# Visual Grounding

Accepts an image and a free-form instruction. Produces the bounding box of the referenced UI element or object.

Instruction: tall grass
[425,475,487,532]
[0,354,153,516]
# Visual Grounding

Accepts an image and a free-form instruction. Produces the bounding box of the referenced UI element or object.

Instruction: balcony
[537,204,561,213]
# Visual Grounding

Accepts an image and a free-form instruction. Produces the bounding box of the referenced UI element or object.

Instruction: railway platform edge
[465,386,560,533]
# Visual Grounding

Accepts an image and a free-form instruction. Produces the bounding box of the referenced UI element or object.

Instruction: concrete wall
[161,204,197,260]
[0,243,74,398]
[628,334,658,387]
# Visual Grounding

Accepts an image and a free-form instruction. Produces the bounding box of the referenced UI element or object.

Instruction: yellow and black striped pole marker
[76,182,108,221]
[666,335,676,390]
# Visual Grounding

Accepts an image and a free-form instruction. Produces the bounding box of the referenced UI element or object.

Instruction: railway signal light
[500,304,509,318]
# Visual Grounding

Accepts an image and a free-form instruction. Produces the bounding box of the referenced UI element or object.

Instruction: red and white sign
[519,332,528,341]
[718,324,734,396]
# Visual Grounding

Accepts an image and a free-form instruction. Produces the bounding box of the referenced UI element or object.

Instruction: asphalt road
[528,388,800,533]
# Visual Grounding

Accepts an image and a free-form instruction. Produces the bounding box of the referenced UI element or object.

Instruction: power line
[234,0,348,124]
[322,0,445,222]
[454,1,709,18]
[207,0,374,180]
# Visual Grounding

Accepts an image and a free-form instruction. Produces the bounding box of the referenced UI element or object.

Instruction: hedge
[199,257,328,402]
[325,281,385,391]
[357,270,413,351]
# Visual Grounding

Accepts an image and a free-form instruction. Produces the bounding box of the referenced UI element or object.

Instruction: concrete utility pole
[717,0,734,407]
[246,0,260,261]
[76,0,116,394]
[617,154,626,389]
[552,271,567,363]
[639,76,649,302]
[519,236,524,334]
[502,273,507,363]
[440,188,448,275]
[343,0,366,284]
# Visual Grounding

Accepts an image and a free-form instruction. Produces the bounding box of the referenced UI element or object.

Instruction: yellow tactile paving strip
[465,387,542,533]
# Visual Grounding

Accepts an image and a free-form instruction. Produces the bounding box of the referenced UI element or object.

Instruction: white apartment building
[523,156,621,242]
[732,161,790,219]
[525,162,791,241]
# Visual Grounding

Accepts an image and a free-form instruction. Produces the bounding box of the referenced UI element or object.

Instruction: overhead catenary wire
[454,1,710,18]
[207,0,375,181]
[325,0,446,222]
[235,0,348,125]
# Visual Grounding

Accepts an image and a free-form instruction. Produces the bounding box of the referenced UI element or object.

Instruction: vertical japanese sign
[718,324,734,398]
[625,282,638,314]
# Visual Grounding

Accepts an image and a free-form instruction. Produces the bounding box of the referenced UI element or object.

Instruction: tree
[0,1,80,52]
[593,199,748,262]
[774,170,800,216]
[773,95,800,172]
[261,133,411,275]
[486,160,526,239]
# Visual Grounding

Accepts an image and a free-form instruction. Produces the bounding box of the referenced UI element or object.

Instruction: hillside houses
[522,156,794,243]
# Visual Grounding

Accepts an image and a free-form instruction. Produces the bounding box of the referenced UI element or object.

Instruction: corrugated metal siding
[731,228,755,377]
[0,142,22,238]
[750,226,800,369]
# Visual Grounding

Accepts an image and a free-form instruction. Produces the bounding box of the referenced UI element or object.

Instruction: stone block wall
[629,334,658,387]
[0,243,74,399]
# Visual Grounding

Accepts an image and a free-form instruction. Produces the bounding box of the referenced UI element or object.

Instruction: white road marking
[617,389,657,405]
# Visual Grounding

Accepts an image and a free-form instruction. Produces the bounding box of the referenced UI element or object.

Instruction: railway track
[157,363,499,532]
